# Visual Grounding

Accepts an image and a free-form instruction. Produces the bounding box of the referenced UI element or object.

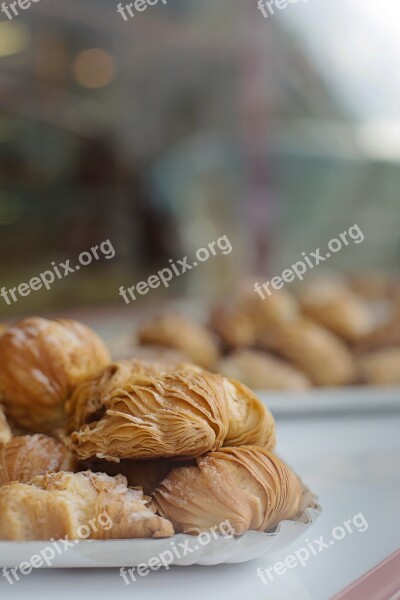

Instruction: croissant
[297,279,374,342]
[0,406,11,446]
[261,318,357,386]
[359,348,400,385]
[0,317,111,431]
[219,350,311,390]
[0,434,75,485]
[67,361,275,461]
[0,471,174,540]
[153,446,302,535]
[137,314,219,369]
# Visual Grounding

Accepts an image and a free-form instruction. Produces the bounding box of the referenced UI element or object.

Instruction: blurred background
[0,0,400,318]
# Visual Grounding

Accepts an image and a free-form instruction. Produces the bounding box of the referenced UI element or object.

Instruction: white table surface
[1,412,399,600]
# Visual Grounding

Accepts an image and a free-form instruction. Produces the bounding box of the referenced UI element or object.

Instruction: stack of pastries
[0,316,306,541]
[134,273,400,389]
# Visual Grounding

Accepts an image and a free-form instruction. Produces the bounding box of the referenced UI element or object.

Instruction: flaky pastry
[154,446,302,535]
[0,406,11,446]
[137,314,219,369]
[0,470,174,540]
[261,318,357,386]
[297,279,374,342]
[219,350,311,390]
[0,317,111,431]
[67,361,275,461]
[0,434,75,486]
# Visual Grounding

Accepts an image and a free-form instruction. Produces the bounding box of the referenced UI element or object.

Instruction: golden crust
[223,378,276,449]
[67,361,275,461]
[0,406,11,446]
[359,348,400,385]
[261,318,357,386]
[0,470,174,540]
[153,446,302,535]
[67,363,230,461]
[0,317,111,432]
[219,350,311,390]
[137,314,219,369]
[0,434,75,486]
[297,280,374,342]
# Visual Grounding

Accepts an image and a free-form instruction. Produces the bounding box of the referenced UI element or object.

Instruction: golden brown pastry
[67,361,275,461]
[261,318,357,387]
[0,317,111,432]
[0,434,75,486]
[0,470,174,540]
[210,285,298,349]
[359,348,400,385]
[154,446,302,535]
[297,279,374,342]
[137,314,219,369]
[348,271,396,301]
[222,378,275,448]
[357,314,400,352]
[0,406,11,446]
[219,350,311,390]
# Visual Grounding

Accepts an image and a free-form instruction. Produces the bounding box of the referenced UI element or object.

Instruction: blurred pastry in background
[357,313,400,352]
[0,471,174,541]
[0,434,75,486]
[260,318,357,387]
[209,302,257,349]
[297,278,374,343]
[137,314,219,369]
[154,446,302,535]
[210,283,298,350]
[0,406,11,446]
[219,350,311,390]
[0,317,111,432]
[129,345,189,366]
[359,348,400,385]
[347,271,398,301]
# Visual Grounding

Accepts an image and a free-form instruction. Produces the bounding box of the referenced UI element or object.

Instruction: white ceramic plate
[258,386,400,417]
[0,488,321,568]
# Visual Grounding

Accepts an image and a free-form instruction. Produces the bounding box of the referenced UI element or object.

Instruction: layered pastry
[359,348,400,385]
[0,434,75,486]
[261,318,357,386]
[0,471,174,540]
[137,314,219,369]
[154,446,302,535]
[67,361,275,461]
[219,350,311,390]
[0,406,11,446]
[297,279,374,343]
[0,317,111,432]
